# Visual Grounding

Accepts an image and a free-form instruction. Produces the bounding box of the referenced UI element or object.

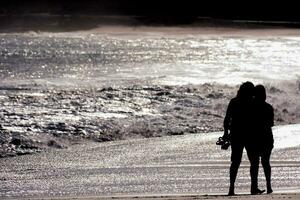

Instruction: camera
[216,136,230,150]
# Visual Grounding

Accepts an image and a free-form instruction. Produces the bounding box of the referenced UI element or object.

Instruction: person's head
[237,81,254,99]
[254,84,266,102]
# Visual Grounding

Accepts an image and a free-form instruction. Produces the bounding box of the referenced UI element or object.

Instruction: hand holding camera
[216,134,231,150]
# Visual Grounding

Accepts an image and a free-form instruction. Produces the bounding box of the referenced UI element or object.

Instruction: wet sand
[18,193,300,200]
[1,125,300,199]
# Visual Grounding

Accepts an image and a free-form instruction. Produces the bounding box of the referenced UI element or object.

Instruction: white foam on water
[82,112,127,119]
[273,124,300,149]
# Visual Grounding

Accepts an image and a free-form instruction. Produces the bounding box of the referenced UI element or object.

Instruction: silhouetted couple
[223,81,274,196]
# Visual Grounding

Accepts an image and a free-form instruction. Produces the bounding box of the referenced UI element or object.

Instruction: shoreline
[1,81,300,158]
[1,27,299,158]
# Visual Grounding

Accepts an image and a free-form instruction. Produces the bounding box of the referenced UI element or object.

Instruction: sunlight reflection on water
[1,34,300,87]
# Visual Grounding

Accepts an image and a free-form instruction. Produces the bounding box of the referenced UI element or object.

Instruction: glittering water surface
[1,33,300,87]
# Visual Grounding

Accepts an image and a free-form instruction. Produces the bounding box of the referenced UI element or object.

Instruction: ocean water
[1,32,300,157]
[1,33,300,87]
[0,31,300,198]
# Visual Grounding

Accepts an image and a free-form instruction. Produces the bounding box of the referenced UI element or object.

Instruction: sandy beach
[1,125,300,199]
[17,193,300,200]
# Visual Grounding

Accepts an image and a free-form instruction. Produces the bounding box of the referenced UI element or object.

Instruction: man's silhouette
[247,85,274,194]
[223,81,256,196]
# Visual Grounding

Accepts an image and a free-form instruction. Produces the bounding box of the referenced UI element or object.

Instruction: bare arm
[269,105,274,127]
[223,100,233,137]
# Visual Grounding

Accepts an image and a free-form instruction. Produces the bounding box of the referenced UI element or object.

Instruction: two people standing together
[223,82,274,195]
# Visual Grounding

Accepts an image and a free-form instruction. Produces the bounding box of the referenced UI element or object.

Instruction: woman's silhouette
[223,81,256,195]
[253,85,274,194]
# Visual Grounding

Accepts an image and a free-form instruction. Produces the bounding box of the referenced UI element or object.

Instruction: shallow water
[1,33,300,87]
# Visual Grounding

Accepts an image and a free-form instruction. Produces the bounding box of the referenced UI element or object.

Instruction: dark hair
[237,81,254,99]
[254,84,266,102]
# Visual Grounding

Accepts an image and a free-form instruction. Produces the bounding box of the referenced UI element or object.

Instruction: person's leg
[246,146,261,194]
[261,147,273,194]
[229,143,244,195]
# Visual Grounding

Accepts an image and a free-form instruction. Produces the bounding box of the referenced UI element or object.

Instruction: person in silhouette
[223,81,257,196]
[249,85,274,194]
